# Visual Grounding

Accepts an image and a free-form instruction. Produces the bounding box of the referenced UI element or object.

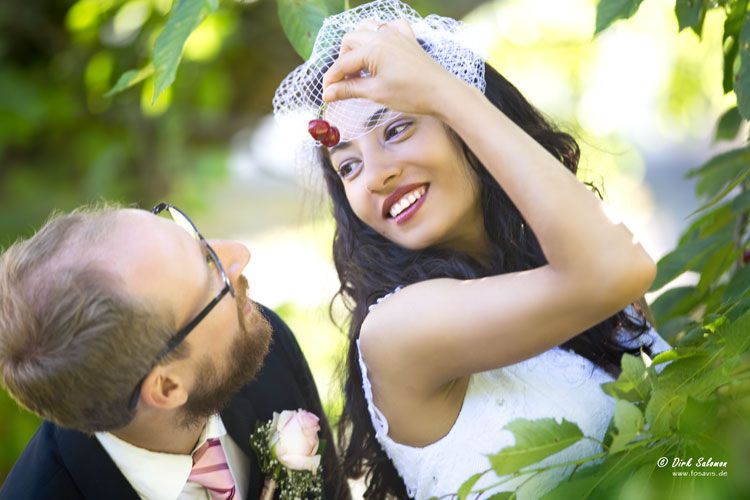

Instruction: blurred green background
[0,0,742,492]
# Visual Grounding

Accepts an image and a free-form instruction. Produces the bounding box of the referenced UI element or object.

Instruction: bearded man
[0,203,349,500]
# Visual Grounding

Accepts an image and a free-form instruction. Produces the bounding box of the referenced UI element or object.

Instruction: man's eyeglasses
[126,202,235,411]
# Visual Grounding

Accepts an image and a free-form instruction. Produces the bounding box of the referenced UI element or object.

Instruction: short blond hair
[0,205,185,433]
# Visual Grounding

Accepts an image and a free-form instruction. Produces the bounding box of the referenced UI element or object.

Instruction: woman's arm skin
[323,21,656,392]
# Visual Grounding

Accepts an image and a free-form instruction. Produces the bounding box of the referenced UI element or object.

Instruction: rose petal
[278,453,321,473]
[276,410,295,430]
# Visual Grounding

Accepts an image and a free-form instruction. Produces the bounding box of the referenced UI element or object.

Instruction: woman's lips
[393,188,428,225]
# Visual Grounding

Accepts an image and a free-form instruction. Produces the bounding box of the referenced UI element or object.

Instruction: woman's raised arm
[323,21,656,391]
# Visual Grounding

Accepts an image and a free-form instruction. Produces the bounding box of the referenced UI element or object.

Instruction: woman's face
[327,112,487,254]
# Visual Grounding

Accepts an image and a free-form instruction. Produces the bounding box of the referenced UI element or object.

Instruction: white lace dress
[358,298,671,499]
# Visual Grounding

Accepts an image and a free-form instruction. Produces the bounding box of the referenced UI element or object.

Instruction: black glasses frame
[126,202,235,410]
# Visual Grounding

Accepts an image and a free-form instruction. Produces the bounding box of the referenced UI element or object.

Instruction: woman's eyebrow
[329,140,352,154]
[366,107,390,129]
[329,107,392,154]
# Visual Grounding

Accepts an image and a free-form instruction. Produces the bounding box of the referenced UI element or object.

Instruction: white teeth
[388,186,426,218]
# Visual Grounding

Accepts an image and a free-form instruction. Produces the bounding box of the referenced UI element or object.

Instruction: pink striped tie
[188,437,239,500]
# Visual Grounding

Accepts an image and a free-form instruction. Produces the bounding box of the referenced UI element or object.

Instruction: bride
[274,1,670,497]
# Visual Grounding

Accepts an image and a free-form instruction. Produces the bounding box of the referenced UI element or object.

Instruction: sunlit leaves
[456,472,484,500]
[489,418,583,475]
[595,0,645,34]
[105,65,154,97]
[152,0,218,103]
[602,353,653,402]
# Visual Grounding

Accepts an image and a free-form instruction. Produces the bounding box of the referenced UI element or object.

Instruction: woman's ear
[139,365,189,410]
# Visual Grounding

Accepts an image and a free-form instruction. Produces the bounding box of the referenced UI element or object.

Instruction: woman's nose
[208,240,250,281]
[363,152,401,194]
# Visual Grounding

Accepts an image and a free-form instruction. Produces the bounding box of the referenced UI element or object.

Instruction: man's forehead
[105,209,199,301]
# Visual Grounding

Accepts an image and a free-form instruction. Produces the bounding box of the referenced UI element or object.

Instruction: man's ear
[139,365,189,410]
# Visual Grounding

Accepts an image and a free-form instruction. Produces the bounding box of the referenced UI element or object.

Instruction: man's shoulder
[259,304,305,367]
[0,422,81,499]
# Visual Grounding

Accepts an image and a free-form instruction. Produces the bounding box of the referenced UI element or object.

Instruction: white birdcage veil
[272,0,486,148]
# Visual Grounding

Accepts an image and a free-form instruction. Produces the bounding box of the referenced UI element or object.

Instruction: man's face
[108,209,272,425]
[179,273,271,428]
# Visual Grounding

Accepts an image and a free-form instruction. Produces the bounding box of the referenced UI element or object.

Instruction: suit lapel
[222,395,264,500]
[54,426,139,500]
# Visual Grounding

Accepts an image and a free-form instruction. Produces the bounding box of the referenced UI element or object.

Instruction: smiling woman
[272,1,668,498]
[327,113,486,253]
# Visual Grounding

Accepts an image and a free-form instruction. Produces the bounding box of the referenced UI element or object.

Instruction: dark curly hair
[317,63,653,498]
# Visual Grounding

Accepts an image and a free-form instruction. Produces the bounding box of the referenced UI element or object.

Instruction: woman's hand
[321,20,468,117]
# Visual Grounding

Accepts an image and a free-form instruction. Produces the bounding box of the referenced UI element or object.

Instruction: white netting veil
[272,0,486,147]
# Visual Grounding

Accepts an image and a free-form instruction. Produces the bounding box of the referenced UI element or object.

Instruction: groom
[0,203,349,499]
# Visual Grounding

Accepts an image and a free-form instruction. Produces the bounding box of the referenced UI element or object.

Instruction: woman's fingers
[323,73,376,102]
[323,31,374,86]
[389,19,415,37]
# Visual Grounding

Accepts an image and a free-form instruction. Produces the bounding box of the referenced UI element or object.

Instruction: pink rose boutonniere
[250,409,324,500]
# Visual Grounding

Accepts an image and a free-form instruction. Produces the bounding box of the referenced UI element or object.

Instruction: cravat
[188,437,239,500]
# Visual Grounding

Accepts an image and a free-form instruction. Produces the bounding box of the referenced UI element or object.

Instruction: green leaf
[609,400,644,454]
[584,441,668,492]
[675,0,706,36]
[724,264,750,301]
[715,106,743,141]
[650,286,702,324]
[723,0,747,93]
[644,389,687,436]
[656,349,732,399]
[690,167,750,217]
[721,308,750,357]
[486,493,514,500]
[657,316,697,341]
[614,400,644,436]
[602,353,653,402]
[489,418,584,475]
[731,187,750,214]
[678,396,719,434]
[595,0,645,34]
[152,0,215,103]
[540,468,602,500]
[686,145,750,198]
[696,243,735,293]
[679,203,734,246]
[650,235,723,291]
[736,12,750,119]
[457,472,484,500]
[278,0,342,60]
[651,347,703,366]
[105,65,154,97]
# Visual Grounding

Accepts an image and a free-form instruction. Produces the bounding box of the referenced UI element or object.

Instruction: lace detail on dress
[357,339,418,498]
[357,339,390,439]
[367,286,403,313]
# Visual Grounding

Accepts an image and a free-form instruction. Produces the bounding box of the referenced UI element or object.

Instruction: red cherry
[308,119,330,141]
[742,249,750,265]
[320,126,340,147]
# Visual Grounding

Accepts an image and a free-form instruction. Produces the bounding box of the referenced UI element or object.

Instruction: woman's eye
[337,160,362,179]
[385,121,411,140]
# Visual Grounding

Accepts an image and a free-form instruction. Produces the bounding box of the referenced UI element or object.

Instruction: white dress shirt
[96,414,250,500]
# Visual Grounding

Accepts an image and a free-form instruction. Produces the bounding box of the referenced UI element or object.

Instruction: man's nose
[208,240,250,280]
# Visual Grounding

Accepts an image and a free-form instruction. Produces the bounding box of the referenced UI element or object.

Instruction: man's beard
[179,274,272,428]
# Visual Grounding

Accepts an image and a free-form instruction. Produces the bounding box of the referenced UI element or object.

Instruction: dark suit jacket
[0,306,350,500]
